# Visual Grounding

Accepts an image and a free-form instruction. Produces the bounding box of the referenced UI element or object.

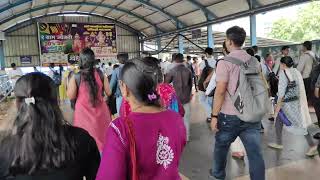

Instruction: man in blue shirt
[109,53,129,115]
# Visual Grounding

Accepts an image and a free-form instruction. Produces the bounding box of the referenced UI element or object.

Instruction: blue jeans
[116,96,123,115]
[212,113,265,180]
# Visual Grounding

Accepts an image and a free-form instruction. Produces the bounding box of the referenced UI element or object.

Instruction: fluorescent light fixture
[58,14,89,17]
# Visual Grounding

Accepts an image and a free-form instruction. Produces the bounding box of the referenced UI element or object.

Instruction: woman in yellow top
[59,63,79,103]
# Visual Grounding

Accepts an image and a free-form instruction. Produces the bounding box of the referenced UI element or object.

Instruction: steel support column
[207,24,214,48]
[0,41,5,70]
[177,22,184,54]
[250,14,257,46]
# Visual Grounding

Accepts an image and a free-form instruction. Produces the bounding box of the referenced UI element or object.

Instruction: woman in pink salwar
[96,58,186,180]
[67,48,112,152]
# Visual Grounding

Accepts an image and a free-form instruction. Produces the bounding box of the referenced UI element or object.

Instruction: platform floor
[179,94,320,180]
[1,95,320,180]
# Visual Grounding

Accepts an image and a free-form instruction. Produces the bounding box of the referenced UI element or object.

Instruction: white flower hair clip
[25,97,35,105]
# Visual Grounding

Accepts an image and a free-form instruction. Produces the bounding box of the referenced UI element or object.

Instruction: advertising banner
[38,23,117,65]
[20,56,32,64]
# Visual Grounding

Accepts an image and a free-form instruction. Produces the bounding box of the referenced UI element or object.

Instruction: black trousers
[304,78,311,102]
[313,98,320,128]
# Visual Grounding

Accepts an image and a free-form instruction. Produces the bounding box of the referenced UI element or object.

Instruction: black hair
[79,48,99,107]
[222,41,229,54]
[174,53,184,63]
[255,55,261,62]
[108,62,112,66]
[280,56,294,68]
[265,53,271,59]
[205,47,213,55]
[246,48,255,56]
[142,57,163,83]
[226,26,246,47]
[113,64,119,70]
[11,63,16,68]
[193,57,198,61]
[49,63,55,68]
[120,58,161,106]
[187,56,192,61]
[252,45,258,53]
[303,41,312,51]
[1,72,76,175]
[117,53,129,64]
[281,46,290,51]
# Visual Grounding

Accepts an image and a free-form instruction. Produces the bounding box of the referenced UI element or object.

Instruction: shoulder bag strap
[283,69,292,83]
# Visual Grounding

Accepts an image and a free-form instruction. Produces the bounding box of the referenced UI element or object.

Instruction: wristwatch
[211,113,218,119]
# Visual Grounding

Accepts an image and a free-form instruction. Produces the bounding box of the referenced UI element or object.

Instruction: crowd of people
[0,25,320,180]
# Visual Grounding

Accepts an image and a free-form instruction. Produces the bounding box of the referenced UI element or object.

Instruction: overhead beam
[0,1,162,33]
[186,0,217,20]
[133,0,186,27]
[4,12,145,37]
[143,0,311,41]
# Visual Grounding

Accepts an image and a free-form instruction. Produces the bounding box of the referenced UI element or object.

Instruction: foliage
[268,1,320,42]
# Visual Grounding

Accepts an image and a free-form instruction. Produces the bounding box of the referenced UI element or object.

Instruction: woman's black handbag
[283,70,299,102]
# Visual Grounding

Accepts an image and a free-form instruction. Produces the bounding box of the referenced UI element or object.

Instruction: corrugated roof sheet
[0,0,311,38]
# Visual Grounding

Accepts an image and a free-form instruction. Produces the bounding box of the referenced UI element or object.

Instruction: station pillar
[207,24,214,48]
[0,41,5,70]
[250,14,257,46]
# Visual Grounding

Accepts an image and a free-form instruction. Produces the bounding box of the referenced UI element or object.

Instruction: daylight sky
[212,2,308,38]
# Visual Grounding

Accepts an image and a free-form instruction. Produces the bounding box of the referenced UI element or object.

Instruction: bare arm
[211,81,228,132]
[104,76,111,96]
[67,76,78,100]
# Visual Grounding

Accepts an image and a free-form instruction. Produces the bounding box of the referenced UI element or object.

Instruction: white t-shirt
[205,71,216,96]
[8,68,23,86]
[106,65,113,76]
[199,57,216,71]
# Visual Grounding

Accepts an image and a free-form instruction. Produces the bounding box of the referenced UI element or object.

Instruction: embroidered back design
[156,134,174,169]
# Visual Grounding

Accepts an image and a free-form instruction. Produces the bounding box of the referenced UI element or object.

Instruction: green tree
[268,1,320,42]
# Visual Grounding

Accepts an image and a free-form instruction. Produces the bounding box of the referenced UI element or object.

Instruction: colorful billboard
[38,23,117,64]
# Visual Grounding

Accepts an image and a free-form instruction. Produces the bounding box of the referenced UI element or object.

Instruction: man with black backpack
[210,26,266,180]
[198,48,216,123]
[109,53,129,115]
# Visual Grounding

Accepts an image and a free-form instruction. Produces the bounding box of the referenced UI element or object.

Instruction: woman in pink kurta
[96,58,186,180]
[68,48,112,152]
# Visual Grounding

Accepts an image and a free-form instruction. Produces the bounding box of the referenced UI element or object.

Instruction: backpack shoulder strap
[223,56,244,66]
[204,59,209,67]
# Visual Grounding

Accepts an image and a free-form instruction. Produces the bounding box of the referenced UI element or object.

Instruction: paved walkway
[179,94,320,180]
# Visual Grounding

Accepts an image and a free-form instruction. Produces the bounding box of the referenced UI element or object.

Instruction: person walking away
[252,45,263,64]
[193,57,200,92]
[210,26,266,180]
[186,56,196,91]
[61,60,79,109]
[67,48,112,152]
[48,63,61,98]
[110,53,129,115]
[7,63,23,88]
[96,59,186,180]
[268,56,318,156]
[274,46,290,76]
[313,74,320,140]
[0,72,100,180]
[297,41,317,102]
[199,48,216,123]
[165,53,193,141]
[106,62,113,81]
